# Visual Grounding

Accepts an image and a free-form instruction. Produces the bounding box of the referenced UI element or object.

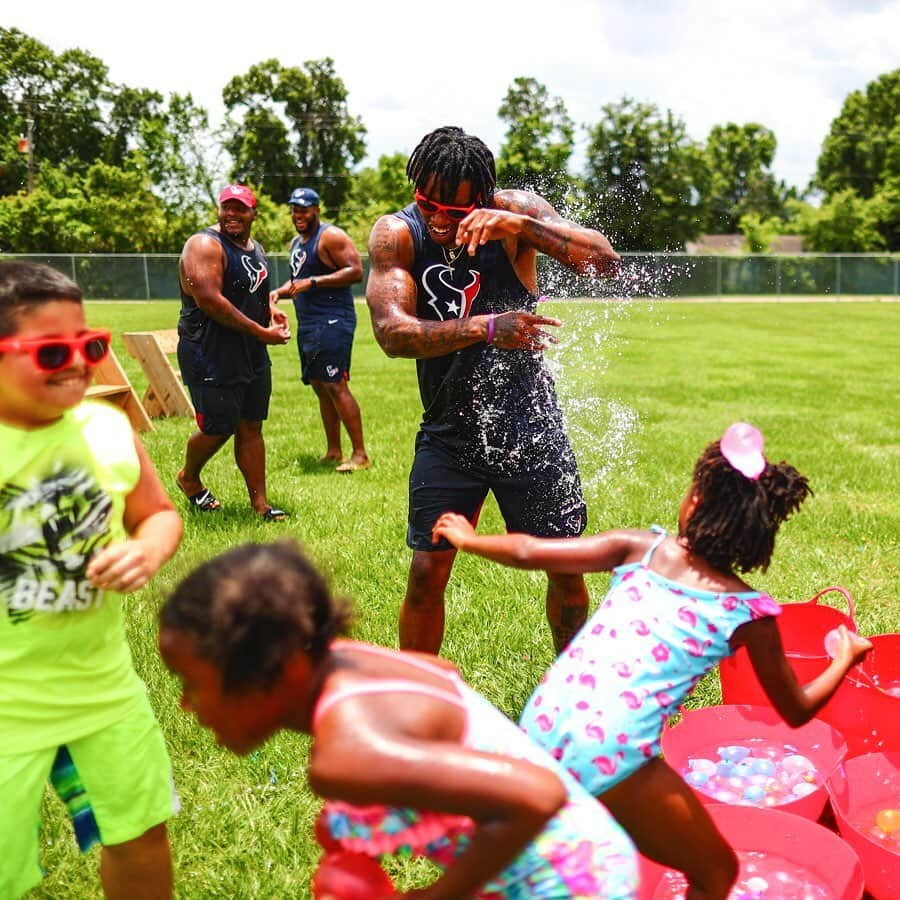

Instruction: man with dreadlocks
[366,125,621,656]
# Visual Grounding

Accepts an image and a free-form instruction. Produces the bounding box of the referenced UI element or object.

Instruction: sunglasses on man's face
[414,189,480,221]
[0,330,112,372]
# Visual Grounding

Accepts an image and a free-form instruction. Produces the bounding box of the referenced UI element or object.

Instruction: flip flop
[186,487,221,512]
[335,459,371,474]
[261,507,286,522]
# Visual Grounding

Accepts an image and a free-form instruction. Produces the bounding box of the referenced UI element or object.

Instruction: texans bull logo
[241,255,269,294]
[422,263,481,321]
[289,246,307,280]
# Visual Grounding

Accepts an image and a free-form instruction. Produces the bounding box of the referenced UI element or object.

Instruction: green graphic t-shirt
[0,400,145,754]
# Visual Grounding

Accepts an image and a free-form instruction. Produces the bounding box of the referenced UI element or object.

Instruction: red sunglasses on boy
[0,330,111,373]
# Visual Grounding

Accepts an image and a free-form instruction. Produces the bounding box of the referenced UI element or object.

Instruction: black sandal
[187,487,220,512]
[260,507,286,522]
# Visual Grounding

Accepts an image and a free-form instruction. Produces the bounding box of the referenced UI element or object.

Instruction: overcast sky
[7,0,899,192]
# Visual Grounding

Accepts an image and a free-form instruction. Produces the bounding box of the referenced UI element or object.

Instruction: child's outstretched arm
[311,696,567,900]
[733,619,872,727]
[432,512,641,573]
[85,434,183,594]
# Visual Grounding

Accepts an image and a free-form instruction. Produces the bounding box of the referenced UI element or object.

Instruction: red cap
[218,184,257,208]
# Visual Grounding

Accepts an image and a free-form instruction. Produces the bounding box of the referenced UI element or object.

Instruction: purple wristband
[486,314,496,344]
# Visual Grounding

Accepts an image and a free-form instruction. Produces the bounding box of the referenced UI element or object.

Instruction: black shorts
[407,431,587,551]
[298,322,354,385]
[184,367,272,436]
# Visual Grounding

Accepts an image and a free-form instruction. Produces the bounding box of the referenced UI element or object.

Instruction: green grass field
[28,298,900,898]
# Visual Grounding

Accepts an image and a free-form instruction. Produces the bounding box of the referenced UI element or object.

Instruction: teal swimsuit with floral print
[519,527,781,794]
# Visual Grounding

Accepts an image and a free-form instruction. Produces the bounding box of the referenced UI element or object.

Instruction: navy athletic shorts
[184,367,272,436]
[297,321,354,384]
[407,431,587,551]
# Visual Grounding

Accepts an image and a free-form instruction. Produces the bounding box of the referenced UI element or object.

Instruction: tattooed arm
[457,189,621,289]
[366,214,561,359]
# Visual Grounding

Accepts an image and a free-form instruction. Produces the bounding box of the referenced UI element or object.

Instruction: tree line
[1,28,897,255]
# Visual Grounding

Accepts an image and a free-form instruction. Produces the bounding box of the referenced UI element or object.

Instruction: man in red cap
[176,184,291,520]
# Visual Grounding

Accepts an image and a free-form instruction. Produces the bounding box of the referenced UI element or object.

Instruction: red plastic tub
[812,634,900,756]
[661,704,847,821]
[720,586,856,708]
[827,751,900,900]
[722,621,900,757]
[638,803,865,899]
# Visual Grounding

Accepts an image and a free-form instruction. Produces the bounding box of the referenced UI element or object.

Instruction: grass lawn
[28,297,900,898]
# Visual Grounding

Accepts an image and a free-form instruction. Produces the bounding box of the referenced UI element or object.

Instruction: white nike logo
[327,319,338,324]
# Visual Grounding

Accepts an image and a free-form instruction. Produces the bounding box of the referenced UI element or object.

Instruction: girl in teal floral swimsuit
[434,423,872,899]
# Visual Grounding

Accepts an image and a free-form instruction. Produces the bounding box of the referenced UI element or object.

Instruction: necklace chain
[442,244,465,267]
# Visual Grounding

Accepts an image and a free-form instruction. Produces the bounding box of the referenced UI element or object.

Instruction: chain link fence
[3,252,898,300]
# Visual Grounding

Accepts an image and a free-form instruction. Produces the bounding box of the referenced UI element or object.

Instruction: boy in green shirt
[0,262,183,899]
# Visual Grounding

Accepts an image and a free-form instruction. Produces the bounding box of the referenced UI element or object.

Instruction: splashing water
[465,183,697,505]
[535,241,693,493]
[542,295,642,495]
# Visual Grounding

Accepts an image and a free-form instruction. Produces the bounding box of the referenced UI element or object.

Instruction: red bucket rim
[639,802,865,899]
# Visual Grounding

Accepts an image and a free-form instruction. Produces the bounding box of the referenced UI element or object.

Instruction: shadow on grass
[293,452,350,475]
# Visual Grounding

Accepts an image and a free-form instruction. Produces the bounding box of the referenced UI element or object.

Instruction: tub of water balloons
[720,586,856,709]
[311,850,395,899]
[661,704,846,821]
[638,803,864,900]
[827,751,900,900]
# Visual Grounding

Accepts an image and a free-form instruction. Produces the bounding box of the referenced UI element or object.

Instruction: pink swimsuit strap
[331,639,464,680]
[313,641,470,736]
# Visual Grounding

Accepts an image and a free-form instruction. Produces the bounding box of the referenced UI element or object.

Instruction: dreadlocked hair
[407,126,496,205]
[160,540,353,693]
[681,441,812,574]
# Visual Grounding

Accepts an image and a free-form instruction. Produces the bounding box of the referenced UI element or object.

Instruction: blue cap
[288,187,320,207]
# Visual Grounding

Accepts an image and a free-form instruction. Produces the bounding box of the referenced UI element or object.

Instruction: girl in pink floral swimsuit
[434,423,872,899]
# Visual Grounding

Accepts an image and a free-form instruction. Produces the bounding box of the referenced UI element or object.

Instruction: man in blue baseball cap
[270,188,371,472]
[288,187,320,207]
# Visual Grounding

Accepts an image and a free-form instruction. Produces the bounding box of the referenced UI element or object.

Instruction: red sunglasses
[414,189,480,221]
[0,330,112,372]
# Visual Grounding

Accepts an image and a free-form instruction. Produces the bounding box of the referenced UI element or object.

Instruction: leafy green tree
[0,28,109,194]
[136,93,225,237]
[703,123,787,232]
[583,98,709,251]
[738,212,783,252]
[495,77,575,207]
[251,189,299,256]
[105,86,165,168]
[786,191,885,252]
[223,58,366,216]
[871,176,900,250]
[0,161,171,252]
[341,152,410,249]
[816,69,900,199]
[0,28,228,251]
[814,68,899,249]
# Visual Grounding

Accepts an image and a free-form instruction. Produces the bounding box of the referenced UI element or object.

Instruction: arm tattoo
[522,218,573,261]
